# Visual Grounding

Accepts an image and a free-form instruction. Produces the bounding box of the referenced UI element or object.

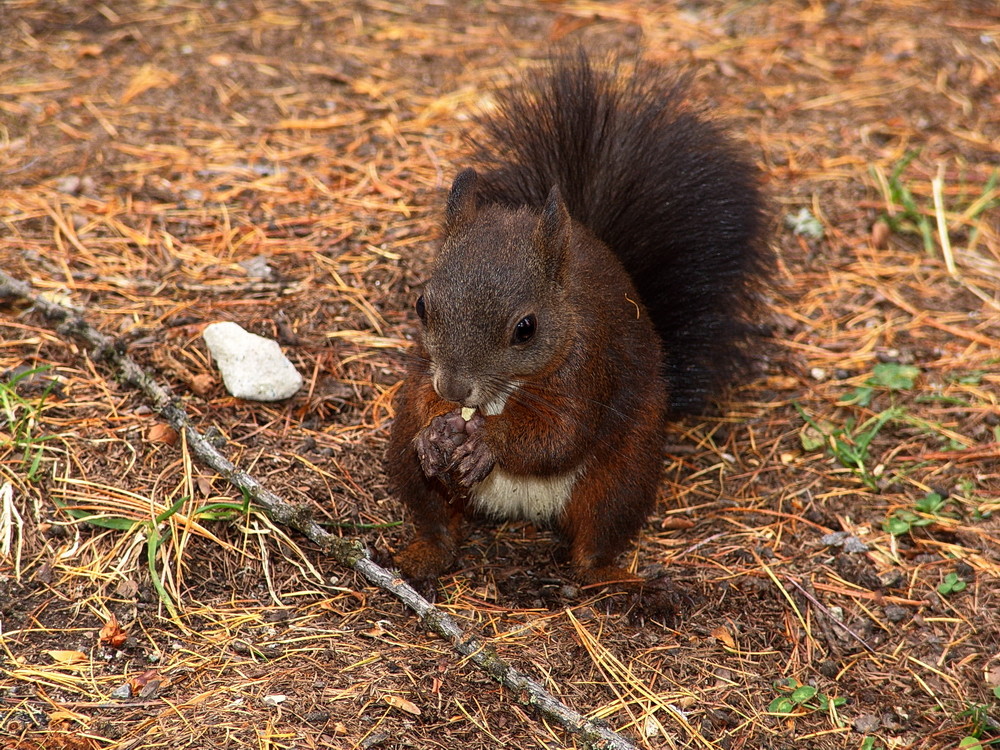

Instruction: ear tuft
[533,184,571,279]
[445,168,479,234]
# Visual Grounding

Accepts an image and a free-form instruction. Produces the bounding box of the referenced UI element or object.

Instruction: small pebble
[361,734,390,750]
[820,531,849,546]
[879,570,904,588]
[871,220,891,248]
[819,660,839,678]
[238,254,274,280]
[203,322,303,401]
[56,175,81,194]
[854,713,881,733]
[883,605,908,623]
[785,207,825,239]
[843,536,869,554]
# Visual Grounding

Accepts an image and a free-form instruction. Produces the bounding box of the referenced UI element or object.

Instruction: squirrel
[386,52,771,587]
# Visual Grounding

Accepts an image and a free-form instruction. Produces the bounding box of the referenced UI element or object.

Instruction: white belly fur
[471,466,582,525]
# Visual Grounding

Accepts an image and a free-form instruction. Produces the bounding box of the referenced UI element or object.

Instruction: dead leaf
[189,373,215,396]
[46,650,88,665]
[115,579,139,598]
[129,669,165,698]
[383,694,421,716]
[196,475,214,496]
[147,423,178,444]
[48,708,88,725]
[361,621,390,638]
[711,625,736,650]
[986,664,1000,688]
[99,614,128,648]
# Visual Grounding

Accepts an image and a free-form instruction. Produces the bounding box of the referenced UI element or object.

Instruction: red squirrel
[386,53,771,586]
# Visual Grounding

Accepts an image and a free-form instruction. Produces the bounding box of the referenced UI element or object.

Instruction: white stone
[202,322,302,401]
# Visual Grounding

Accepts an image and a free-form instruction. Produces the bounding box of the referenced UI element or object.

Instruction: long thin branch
[0,268,638,750]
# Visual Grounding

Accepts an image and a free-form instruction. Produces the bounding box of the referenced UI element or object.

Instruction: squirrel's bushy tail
[470,52,772,415]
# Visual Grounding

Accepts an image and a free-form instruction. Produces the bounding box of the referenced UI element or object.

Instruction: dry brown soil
[1,1,998,749]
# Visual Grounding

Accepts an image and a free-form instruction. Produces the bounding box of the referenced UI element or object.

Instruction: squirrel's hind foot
[394,538,455,585]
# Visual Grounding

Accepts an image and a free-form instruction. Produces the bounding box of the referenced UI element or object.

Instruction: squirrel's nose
[432,370,473,406]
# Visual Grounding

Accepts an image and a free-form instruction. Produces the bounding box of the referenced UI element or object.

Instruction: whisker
[492,377,664,469]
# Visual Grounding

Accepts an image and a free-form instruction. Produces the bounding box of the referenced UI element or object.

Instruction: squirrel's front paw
[451,432,495,487]
[415,411,469,478]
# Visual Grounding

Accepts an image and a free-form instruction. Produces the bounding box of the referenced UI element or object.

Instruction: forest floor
[1,1,998,749]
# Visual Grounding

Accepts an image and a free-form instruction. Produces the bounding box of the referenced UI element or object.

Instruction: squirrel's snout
[432,369,475,406]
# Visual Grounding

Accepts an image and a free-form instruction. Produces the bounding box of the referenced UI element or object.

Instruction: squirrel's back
[469,52,772,414]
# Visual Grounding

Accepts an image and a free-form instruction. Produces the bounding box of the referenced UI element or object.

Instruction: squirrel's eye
[415,294,426,321]
[512,314,536,344]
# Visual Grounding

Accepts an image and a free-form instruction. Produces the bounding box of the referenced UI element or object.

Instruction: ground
[1,1,999,749]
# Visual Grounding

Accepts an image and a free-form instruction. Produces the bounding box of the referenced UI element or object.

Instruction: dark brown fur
[386,52,770,585]
[387,209,666,584]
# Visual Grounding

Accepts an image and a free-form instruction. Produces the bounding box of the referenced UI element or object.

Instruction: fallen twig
[0,268,638,750]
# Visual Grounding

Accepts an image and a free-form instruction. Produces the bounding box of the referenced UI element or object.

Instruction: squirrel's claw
[416,410,482,479]
[415,431,445,477]
[415,408,493,484]
[450,435,495,487]
[416,413,466,477]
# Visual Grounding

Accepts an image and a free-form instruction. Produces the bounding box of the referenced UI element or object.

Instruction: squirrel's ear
[445,168,479,234]
[534,184,571,279]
